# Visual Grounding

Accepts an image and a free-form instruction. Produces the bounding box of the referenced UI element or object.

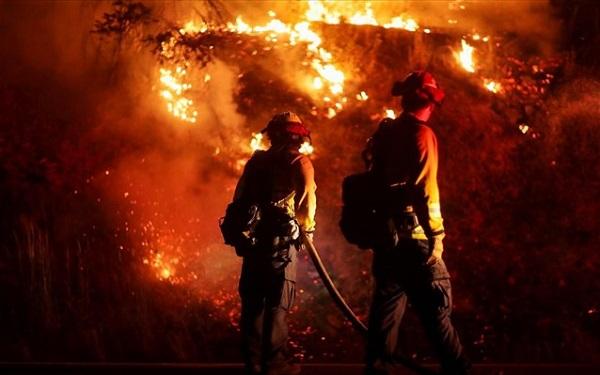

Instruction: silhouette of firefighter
[220,112,316,375]
[344,71,470,375]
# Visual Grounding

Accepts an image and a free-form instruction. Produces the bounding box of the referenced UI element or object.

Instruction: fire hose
[301,233,438,375]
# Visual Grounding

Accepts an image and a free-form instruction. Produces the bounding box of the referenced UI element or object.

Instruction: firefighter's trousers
[239,249,297,370]
[366,239,469,375]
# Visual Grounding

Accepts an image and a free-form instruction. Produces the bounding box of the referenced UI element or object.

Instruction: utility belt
[254,205,301,269]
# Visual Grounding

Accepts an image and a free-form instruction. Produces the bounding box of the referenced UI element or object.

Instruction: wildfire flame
[383,16,419,31]
[249,133,314,156]
[250,132,267,152]
[456,39,476,73]
[227,15,346,103]
[157,1,426,124]
[179,20,208,35]
[143,1,562,288]
[159,67,198,123]
[348,2,378,26]
[306,1,419,31]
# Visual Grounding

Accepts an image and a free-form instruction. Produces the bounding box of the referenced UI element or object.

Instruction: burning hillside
[92,0,564,289]
[0,0,599,365]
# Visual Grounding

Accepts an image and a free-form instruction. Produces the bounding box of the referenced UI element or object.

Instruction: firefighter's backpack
[219,150,300,256]
[339,171,397,250]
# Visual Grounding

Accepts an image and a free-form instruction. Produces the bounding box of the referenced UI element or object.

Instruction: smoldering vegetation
[0,0,599,364]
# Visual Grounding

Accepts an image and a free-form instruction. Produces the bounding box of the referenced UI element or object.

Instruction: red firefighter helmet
[391,71,445,105]
[261,111,310,138]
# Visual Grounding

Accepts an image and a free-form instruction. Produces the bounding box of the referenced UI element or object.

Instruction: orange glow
[348,3,378,26]
[383,16,419,31]
[144,251,178,283]
[250,133,267,152]
[179,20,207,35]
[356,91,368,101]
[159,67,198,123]
[305,0,342,24]
[326,108,337,119]
[455,39,476,73]
[156,2,429,124]
[484,79,502,93]
[299,141,315,155]
[385,109,396,119]
[306,1,419,32]
[226,15,346,105]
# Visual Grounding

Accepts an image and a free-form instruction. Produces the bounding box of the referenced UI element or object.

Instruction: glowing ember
[159,67,198,123]
[518,124,530,134]
[385,109,396,119]
[484,79,502,93]
[144,251,178,283]
[160,268,172,279]
[455,39,476,73]
[299,141,314,155]
[356,91,369,101]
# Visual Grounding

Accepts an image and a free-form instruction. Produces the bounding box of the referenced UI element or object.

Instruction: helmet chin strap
[300,233,438,375]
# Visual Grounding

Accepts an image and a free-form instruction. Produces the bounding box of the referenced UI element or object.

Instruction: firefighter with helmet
[232,112,316,375]
[362,71,471,375]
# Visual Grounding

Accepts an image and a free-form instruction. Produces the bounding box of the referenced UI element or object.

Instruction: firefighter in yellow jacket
[363,72,470,375]
[233,112,316,375]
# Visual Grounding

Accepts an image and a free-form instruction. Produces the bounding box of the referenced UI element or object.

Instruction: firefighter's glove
[426,237,444,266]
[304,231,314,243]
[288,220,301,241]
[297,231,314,252]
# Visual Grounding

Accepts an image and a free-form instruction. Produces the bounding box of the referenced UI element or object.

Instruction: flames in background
[150,5,416,285]
[2,0,588,363]
[159,67,197,123]
[157,1,425,163]
[151,1,424,283]
[158,1,510,138]
[150,0,548,284]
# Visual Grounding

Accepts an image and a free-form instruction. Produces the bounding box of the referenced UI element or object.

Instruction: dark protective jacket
[233,147,317,233]
[366,113,444,241]
[233,146,317,282]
